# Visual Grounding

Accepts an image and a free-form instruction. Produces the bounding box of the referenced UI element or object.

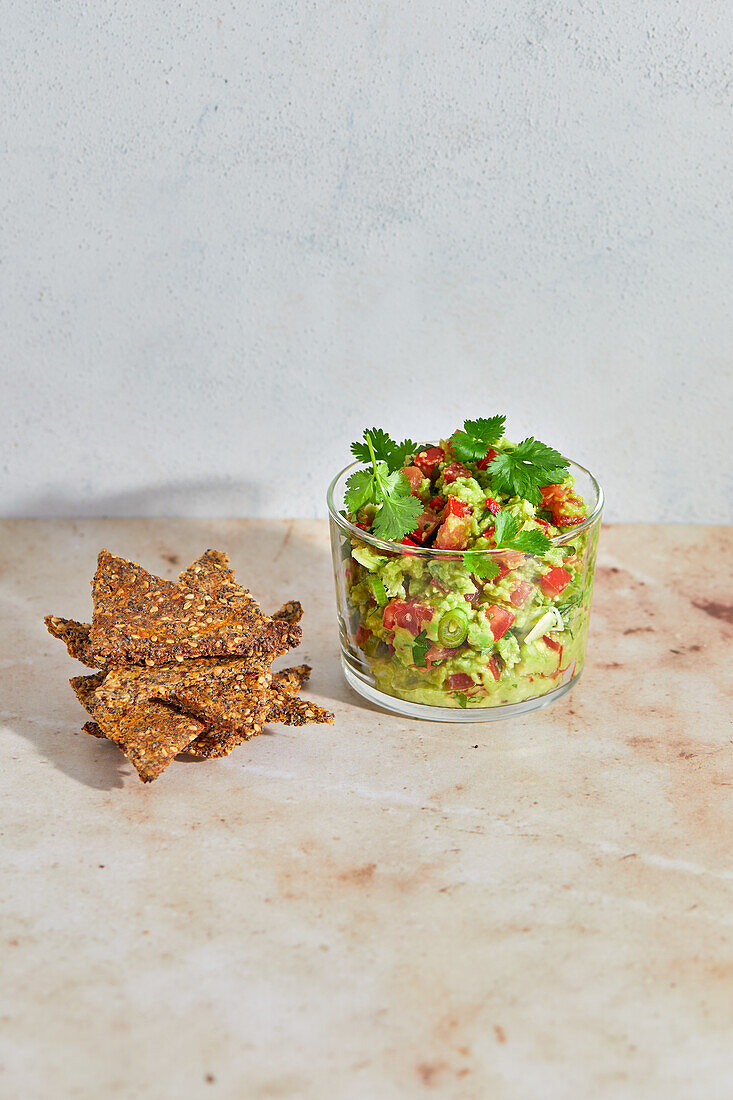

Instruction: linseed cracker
[47,548,332,782]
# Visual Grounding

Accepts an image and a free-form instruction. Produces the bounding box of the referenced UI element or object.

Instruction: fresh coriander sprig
[449,415,506,463]
[487,437,568,505]
[345,431,423,541]
[350,428,419,473]
[463,509,552,580]
[492,510,552,554]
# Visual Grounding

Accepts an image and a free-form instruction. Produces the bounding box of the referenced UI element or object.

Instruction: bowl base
[342,658,581,723]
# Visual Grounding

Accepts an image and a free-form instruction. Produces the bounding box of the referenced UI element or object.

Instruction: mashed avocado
[342,426,598,709]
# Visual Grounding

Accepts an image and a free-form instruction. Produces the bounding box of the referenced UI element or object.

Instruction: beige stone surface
[1,519,732,1100]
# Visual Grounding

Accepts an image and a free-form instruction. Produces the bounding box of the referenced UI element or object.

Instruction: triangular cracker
[90,549,299,666]
[71,673,205,782]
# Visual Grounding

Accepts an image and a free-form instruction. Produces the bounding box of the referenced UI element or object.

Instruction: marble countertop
[2,520,731,1099]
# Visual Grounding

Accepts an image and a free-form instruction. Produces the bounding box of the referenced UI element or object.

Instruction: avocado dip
[334,417,601,711]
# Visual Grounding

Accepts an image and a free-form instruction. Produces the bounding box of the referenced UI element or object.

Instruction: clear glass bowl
[327,457,604,722]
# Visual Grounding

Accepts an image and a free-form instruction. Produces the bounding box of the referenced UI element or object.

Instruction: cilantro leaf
[371,471,422,540]
[412,629,430,668]
[389,438,419,470]
[351,429,418,473]
[492,510,519,546]
[455,692,468,708]
[463,551,500,581]
[351,428,395,466]
[343,468,375,514]
[487,438,568,505]
[490,508,552,555]
[511,529,553,553]
[450,414,506,463]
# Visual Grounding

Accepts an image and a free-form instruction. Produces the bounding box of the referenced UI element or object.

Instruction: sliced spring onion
[524,606,564,645]
[437,607,469,648]
[366,574,388,605]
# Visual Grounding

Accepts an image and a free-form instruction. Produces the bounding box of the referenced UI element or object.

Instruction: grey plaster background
[2,1,732,522]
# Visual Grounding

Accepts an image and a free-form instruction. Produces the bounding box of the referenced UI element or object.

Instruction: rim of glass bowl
[326,455,604,557]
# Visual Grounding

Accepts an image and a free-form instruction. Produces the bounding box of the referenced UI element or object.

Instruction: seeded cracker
[44,616,105,670]
[71,673,205,782]
[90,549,299,666]
[47,548,328,782]
[271,664,311,695]
[267,694,335,727]
[271,601,303,625]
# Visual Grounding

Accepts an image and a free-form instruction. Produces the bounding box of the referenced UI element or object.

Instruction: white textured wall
[2,2,732,522]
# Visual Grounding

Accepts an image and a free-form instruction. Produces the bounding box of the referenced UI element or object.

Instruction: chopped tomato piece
[382,599,433,636]
[540,484,586,528]
[353,520,371,531]
[539,567,571,597]
[484,495,501,515]
[487,653,503,681]
[425,644,455,668]
[510,580,535,606]
[484,605,516,640]
[488,550,524,583]
[428,495,445,512]
[447,672,474,692]
[447,497,472,518]
[409,511,439,544]
[413,446,444,479]
[401,465,428,496]
[354,625,371,648]
[435,514,472,551]
[442,461,471,484]
[476,447,498,471]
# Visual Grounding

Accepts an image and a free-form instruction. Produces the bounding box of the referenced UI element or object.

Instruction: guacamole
[337,428,600,710]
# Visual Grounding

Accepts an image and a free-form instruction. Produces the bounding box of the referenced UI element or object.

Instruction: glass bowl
[326,456,603,722]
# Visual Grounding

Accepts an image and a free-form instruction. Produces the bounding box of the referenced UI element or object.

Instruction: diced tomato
[540,484,586,528]
[476,447,498,471]
[510,580,535,607]
[442,461,471,485]
[489,550,525,584]
[447,673,475,692]
[382,599,433,636]
[410,507,443,544]
[401,465,428,496]
[447,497,472,518]
[353,520,371,531]
[539,567,571,597]
[487,653,503,681]
[534,518,553,536]
[354,625,371,648]
[428,495,445,513]
[425,644,454,668]
[484,495,501,515]
[413,446,444,479]
[484,605,516,640]
[435,516,470,550]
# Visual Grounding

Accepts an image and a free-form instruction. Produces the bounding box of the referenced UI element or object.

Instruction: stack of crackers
[45,549,333,782]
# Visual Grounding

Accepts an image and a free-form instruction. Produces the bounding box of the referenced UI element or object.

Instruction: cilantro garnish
[350,428,419,474]
[345,432,422,541]
[449,415,506,463]
[492,510,552,554]
[463,552,501,581]
[463,509,551,578]
[455,692,468,708]
[487,437,568,505]
[412,629,430,667]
